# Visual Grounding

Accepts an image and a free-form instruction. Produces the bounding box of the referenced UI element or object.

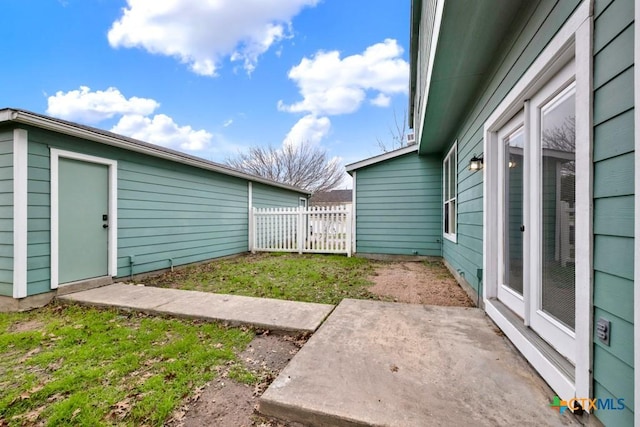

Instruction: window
[443,142,457,242]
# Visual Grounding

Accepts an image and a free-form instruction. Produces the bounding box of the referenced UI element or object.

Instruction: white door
[529,77,577,363]
[497,113,525,318]
[497,61,577,363]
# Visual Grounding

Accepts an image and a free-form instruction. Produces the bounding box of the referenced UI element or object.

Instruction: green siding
[440,0,582,296]
[355,152,442,256]
[21,127,303,294]
[252,182,303,208]
[591,0,635,423]
[0,130,13,296]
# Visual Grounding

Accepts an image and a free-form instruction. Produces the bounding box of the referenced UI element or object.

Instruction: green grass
[141,253,379,305]
[0,304,253,426]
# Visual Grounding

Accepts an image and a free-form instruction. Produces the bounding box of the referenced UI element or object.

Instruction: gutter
[1,108,311,196]
[408,0,423,127]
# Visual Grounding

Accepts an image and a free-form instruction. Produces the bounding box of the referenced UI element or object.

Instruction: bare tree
[226,142,344,193]
[542,116,575,174]
[377,108,409,153]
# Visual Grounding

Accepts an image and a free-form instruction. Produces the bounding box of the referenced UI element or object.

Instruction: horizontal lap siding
[117,160,249,276]
[0,131,13,296]
[591,0,635,424]
[439,0,580,295]
[252,182,303,208]
[355,152,442,256]
[25,128,261,292]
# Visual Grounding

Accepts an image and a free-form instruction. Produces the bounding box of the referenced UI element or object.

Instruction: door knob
[103,224,109,229]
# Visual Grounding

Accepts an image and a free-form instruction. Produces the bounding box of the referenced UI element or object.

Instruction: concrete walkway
[260,299,580,427]
[57,283,334,332]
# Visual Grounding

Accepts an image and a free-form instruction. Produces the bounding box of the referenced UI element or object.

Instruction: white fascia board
[345,145,419,172]
[1,109,310,196]
[416,0,445,151]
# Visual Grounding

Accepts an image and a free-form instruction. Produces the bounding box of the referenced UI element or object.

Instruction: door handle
[103,224,109,229]
[520,225,525,232]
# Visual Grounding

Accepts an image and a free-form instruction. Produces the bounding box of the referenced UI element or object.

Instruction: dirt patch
[174,333,308,427]
[8,320,45,333]
[368,260,474,307]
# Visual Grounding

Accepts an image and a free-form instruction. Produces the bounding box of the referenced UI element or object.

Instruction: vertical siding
[440,0,581,295]
[591,0,634,424]
[355,152,442,256]
[23,127,303,294]
[252,182,303,208]
[0,131,13,296]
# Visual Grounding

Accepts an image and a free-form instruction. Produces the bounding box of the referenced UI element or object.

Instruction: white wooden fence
[250,206,352,256]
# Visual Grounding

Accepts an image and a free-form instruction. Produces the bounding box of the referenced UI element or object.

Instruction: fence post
[249,207,255,253]
[297,206,303,254]
[346,206,352,257]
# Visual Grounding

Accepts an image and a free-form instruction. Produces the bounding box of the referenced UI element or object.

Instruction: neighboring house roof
[309,189,352,205]
[345,144,418,174]
[409,0,524,154]
[0,108,311,195]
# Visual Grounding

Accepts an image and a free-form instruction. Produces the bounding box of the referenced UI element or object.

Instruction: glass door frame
[528,65,577,364]
[496,112,526,320]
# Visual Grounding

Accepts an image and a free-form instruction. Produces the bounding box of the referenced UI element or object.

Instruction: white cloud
[284,114,331,146]
[111,114,212,152]
[223,119,234,128]
[108,0,318,76]
[46,86,217,154]
[279,39,409,116]
[370,93,391,107]
[47,86,159,123]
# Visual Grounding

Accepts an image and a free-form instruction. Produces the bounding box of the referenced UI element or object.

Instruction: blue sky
[1,0,411,187]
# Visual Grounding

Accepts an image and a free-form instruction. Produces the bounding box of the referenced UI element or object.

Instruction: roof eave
[0,108,311,195]
[346,144,419,174]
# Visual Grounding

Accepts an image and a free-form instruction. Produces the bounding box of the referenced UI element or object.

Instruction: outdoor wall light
[468,153,484,171]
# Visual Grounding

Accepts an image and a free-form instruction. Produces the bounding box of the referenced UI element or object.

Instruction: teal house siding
[116,159,249,278]
[0,131,13,296]
[27,135,51,295]
[354,152,442,256]
[591,0,635,424]
[5,124,305,296]
[252,182,303,208]
[440,0,582,295]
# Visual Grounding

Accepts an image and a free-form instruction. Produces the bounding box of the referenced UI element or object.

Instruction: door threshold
[486,298,576,400]
[56,276,113,296]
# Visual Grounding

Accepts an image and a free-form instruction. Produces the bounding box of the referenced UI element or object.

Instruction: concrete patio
[58,284,581,426]
[260,299,580,426]
[58,283,334,333]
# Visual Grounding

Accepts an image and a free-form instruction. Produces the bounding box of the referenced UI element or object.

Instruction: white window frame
[482,1,591,404]
[443,142,457,243]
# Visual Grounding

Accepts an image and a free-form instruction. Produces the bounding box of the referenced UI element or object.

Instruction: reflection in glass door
[497,114,525,318]
[505,127,524,296]
[540,85,576,330]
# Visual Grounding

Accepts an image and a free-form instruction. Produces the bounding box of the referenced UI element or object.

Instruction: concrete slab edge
[259,397,375,427]
[56,297,332,333]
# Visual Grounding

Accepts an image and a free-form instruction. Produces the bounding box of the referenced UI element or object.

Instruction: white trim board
[345,145,418,172]
[12,129,28,299]
[482,0,592,403]
[351,171,357,253]
[50,149,118,289]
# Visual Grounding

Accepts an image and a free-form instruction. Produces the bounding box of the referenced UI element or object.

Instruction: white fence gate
[250,206,352,256]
